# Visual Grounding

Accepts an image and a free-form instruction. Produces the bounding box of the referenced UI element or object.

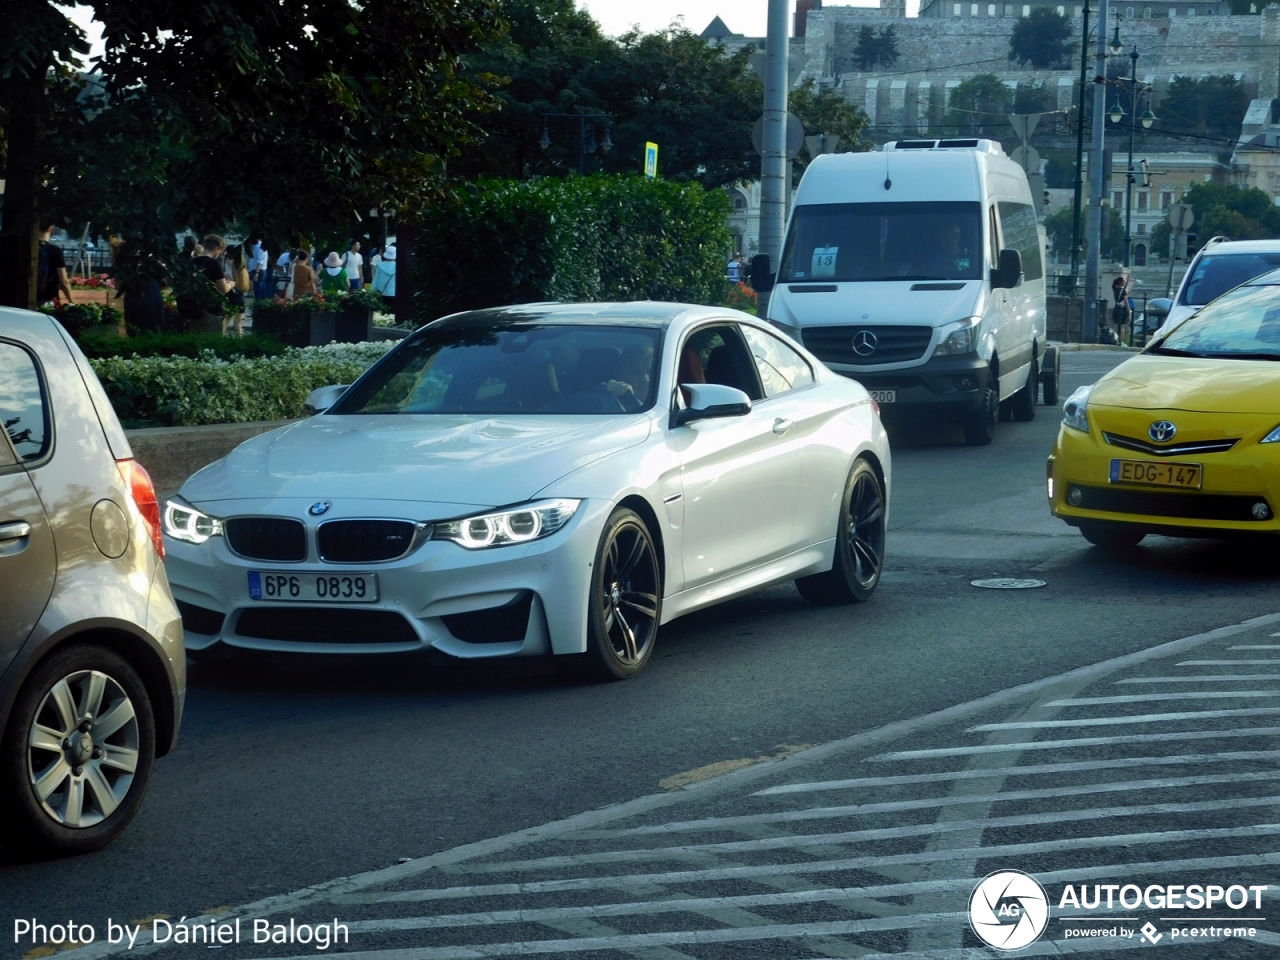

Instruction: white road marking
[1118,675,1280,683]
[1178,659,1280,665]
[1046,690,1280,705]
[1231,645,1280,650]
[751,750,1280,795]
[871,726,1280,761]
[969,706,1280,730]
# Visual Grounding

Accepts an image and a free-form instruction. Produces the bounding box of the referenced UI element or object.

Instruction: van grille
[224,518,306,562]
[803,325,934,366]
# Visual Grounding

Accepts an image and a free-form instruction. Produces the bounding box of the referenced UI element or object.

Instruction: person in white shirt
[343,241,365,291]
[371,245,397,314]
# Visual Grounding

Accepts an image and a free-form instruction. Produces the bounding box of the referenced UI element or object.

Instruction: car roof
[0,307,62,341]
[1197,239,1280,256]
[429,302,743,330]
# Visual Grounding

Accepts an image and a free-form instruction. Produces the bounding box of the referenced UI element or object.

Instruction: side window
[996,201,1044,281]
[0,342,50,462]
[742,326,815,398]
[679,325,763,401]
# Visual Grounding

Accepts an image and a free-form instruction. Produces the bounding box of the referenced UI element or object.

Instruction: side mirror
[1145,297,1172,318]
[674,383,752,426]
[303,384,350,415]
[750,253,775,294]
[994,248,1023,289]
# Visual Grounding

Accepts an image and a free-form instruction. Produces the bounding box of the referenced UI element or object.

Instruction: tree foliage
[1044,203,1124,261]
[946,74,1012,138]
[852,25,899,72]
[1009,9,1072,69]
[1182,182,1280,240]
[788,79,871,173]
[1158,76,1249,143]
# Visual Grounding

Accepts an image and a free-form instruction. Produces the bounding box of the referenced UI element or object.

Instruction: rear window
[1179,252,1280,306]
[0,342,51,461]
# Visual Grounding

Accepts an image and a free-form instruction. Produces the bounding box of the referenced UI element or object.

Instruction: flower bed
[69,274,116,290]
[89,341,394,428]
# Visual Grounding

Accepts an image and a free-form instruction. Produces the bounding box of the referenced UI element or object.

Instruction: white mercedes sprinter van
[765,139,1052,446]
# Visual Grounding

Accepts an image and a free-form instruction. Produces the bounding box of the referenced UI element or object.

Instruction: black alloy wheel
[797,458,886,605]
[585,508,662,680]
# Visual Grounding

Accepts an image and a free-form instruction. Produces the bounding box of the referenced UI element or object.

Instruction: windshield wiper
[1202,352,1280,361]
[1145,345,1207,358]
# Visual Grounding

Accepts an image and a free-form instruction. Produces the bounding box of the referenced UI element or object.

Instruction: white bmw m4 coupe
[164,303,891,679]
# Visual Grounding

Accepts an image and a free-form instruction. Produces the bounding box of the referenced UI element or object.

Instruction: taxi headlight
[433,499,581,549]
[1262,425,1280,444]
[933,317,981,357]
[163,498,223,544]
[1062,384,1093,433]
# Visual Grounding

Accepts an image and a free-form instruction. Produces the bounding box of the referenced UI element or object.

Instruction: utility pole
[1069,1,1091,297]
[759,0,790,269]
[1084,0,1110,343]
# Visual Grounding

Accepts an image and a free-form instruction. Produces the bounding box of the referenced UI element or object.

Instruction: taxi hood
[1091,354,1280,414]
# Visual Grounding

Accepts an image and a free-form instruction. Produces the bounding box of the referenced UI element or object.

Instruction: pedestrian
[371,244,396,313]
[182,234,198,258]
[248,238,269,301]
[344,241,364,291]
[177,234,234,332]
[225,244,250,336]
[292,248,318,299]
[1111,275,1131,346]
[320,251,349,296]
[275,249,294,297]
[37,223,74,305]
[369,246,382,276]
[727,251,743,283]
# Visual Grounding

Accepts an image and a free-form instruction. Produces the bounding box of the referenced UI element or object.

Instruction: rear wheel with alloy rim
[585,508,662,680]
[0,644,155,855]
[797,458,886,604]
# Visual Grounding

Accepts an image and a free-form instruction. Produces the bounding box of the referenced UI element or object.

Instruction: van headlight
[163,498,223,544]
[933,318,980,357]
[433,499,581,549]
[1063,385,1093,433]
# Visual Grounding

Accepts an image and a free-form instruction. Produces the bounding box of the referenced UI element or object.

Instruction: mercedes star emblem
[852,330,878,357]
[1147,420,1177,443]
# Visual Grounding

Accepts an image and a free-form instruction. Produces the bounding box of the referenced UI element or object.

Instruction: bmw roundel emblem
[309,501,332,516]
[1148,420,1177,443]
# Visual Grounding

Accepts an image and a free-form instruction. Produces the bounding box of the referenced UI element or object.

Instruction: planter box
[68,289,114,306]
[253,308,373,347]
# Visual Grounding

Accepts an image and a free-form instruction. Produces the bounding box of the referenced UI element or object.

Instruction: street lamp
[539,111,613,175]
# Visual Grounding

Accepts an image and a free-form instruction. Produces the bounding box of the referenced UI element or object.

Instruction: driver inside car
[605,342,656,411]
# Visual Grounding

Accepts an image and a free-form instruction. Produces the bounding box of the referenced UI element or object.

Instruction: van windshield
[778,201,983,283]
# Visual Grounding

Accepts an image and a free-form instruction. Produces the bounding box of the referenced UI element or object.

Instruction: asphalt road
[4,348,1280,958]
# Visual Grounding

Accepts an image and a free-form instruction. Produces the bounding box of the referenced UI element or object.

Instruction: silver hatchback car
[0,309,184,855]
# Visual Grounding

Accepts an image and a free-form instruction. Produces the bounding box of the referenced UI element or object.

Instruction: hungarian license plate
[1109,459,1202,490]
[868,390,896,403]
[248,571,379,603]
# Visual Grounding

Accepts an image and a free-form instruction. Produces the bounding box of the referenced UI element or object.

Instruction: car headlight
[933,318,980,357]
[433,499,581,549]
[163,498,223,544]
[1062,384,1093,433]
[1262,425,1280,444]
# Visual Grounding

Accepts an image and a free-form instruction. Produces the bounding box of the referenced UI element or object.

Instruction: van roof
[793,149,1029,207]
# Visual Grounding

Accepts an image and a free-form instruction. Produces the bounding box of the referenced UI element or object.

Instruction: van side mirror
[994,248,1023,289]
[303,384,350,415]
[750,254,775,293]
[1146,297,1172,318]
[674,383,752,426]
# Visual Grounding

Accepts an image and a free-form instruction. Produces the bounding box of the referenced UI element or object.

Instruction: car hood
[1092,355,1280,414]
[181,414,651,507]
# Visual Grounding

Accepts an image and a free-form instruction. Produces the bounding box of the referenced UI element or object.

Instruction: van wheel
[0,644,156,856]
[1011,355,1037,422]
[962,379,998,446]
[1041,346,1060,405]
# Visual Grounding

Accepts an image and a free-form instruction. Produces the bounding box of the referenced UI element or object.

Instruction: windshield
[778,201,983,283]
[1151,282,1280,359]
[1179,252,1280,306]
[331,323,663,415]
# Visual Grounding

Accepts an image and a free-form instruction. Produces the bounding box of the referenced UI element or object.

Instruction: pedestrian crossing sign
[644,142,658,178]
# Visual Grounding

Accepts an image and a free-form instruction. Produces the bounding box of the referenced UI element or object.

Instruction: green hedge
[90,342,393,428]
[415,175,732,321]
[78,332,289,361]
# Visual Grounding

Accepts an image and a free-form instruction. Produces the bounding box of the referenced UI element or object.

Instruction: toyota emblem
[309,501,332,516]
[1148,420,1177,443]
[852,330,878,357]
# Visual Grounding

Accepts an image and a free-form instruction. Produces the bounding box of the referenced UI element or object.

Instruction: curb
[1050,342,1140,353]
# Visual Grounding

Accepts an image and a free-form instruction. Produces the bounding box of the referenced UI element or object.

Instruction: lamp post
[540,111,613,175]
[1106,18,1156,269]
[1069,1,1092,297]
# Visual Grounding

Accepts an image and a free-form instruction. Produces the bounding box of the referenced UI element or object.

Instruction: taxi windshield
[1151,282,1280,359]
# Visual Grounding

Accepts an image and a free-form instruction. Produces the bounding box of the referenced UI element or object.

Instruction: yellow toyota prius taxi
[1048,269,1280,548]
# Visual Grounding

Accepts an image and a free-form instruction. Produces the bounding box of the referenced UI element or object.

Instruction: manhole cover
[971,578,1047,590]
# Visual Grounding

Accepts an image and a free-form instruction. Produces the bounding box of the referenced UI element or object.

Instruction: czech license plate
[248,571,379,603]
[868,390,896,403]
[1109,459,1202,490]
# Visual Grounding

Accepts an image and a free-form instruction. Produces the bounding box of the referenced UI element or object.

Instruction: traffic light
[1185,232,1198,257]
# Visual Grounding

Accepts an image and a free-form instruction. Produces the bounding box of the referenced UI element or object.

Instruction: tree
[852,25,899,72]
[789,79,871,174]
[1009,8,1072,69]
[1014,81,1054,116]
[1,0,506,310]
[1182,182,1280,238]
[1158,76,1249,142]
[1044,204,1123,261]
[946,74,1012,138]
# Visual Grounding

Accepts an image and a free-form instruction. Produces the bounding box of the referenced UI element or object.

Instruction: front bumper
[1048,411,1280,537]
[165,498,611,658]
[828,354,990,422]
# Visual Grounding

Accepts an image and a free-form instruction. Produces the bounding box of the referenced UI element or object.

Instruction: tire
[962,375,998,446]
[1079,521,1146,550]
[584,508,662,680]
[1010,354,1037,422]
[796,458,886,604]
[1041,346,1060,406]
[0,644,156,856]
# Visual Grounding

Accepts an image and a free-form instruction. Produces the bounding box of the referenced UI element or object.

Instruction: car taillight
[117,459,165,560]
[871,399,881,417]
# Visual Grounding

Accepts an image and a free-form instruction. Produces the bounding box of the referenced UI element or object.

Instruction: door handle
[0,521,31,543]
[772,418,794,435]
